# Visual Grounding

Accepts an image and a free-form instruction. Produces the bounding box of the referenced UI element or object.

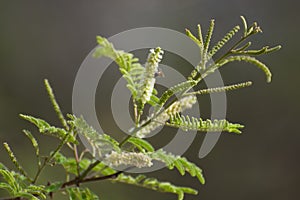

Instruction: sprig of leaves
[167,113,244,134]
[19,114,77,143]
[68,115,121,158]
[151,149,205,184]
[114,174,198,200]
[0,16,281,200]
[0,169,46,199]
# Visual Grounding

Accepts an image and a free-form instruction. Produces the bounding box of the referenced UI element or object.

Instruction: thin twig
[61,170,123,188]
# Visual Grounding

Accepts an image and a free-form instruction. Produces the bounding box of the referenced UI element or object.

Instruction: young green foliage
[184,81,252,96]
[2,143,31,182]
[44,79,69,130]
[68,115,121,158]
[136,95,197,138]
[19,114,77,143]
[151,149,205,184]
[67,187,99,200]
[93,36,146,102]
[0,169,46,199]
[0,16,280,200]
[216,55,272,83]
[127,137,155,153]
[167,113,244,134]
[114,174,198,200]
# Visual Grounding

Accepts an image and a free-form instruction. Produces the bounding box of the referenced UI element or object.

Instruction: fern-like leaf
[19,114,77,143]
[150,149,205,184]
[93,36,145,100]
[231,45,282,55]
[217,55,272,82]
[202,19,215,66]
[167,113,244,134]
[127,137,155,152]
[203,19,215,54]
[67,187,99,200]
[0,169,21,194]
[208,25,240,58]
[0,170,46,199]
[68,115,120,158]
[44,79,69,130]
[234,41,252,52]
[114,174,198,200]
[136,95,197,138]
[156,80,197,111]
[53,152,90,175]
[3,143,31,182]
[22,130,41,167]
[184,81,252,96]
[185,28,202,47]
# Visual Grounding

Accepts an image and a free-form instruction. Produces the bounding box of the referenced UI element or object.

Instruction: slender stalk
[33,134,71,183]
[214,34,253,64]
[77,160,101,181]
[61,170,123,188]
[1,171,124,200]
[73,144,81,176]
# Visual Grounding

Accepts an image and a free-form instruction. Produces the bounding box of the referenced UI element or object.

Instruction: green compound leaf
[68,115,120,158]
[67,187,99,200]
[203,19,215,58]
[217,55,272,83]
[127,137,155,152]
[167,113,244,134]
[150,149,205,184]
[208,25,240,58]
[15,192,40,200]
[44,79,69,130]
[0,169,47,199]
[240,16,248,37]
[0,169,21,193]
[25,185,46,199]
[3,143,31,182]
[19,114,77,143]
[136,95,197,138]
[232,45,282,55]
[0,162,7,170]
[156,80,197,111]
[185,28,202,47]
[53,152,89,175]
[45,182,63,193]
[184,81,252,96]
[0,182,14,195]
[94,36,145,101]
[53,152,116,177]
[22,130,41,167]
[90,162,116,176]
[114,174,198,200]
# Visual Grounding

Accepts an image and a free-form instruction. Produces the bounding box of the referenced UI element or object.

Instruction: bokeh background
[0,0,299,199]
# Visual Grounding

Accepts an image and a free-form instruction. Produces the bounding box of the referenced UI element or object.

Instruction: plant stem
[0,171,124,200]
[61,170,123,188]
[214,34,253,64]
[77,160,101,181]
[73,144,81,177]
[33,134,71,184]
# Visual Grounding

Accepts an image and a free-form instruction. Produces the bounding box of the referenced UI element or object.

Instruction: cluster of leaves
[0,17,280,200]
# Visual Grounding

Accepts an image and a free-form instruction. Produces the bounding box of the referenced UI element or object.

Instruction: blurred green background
[0,0,299,199]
